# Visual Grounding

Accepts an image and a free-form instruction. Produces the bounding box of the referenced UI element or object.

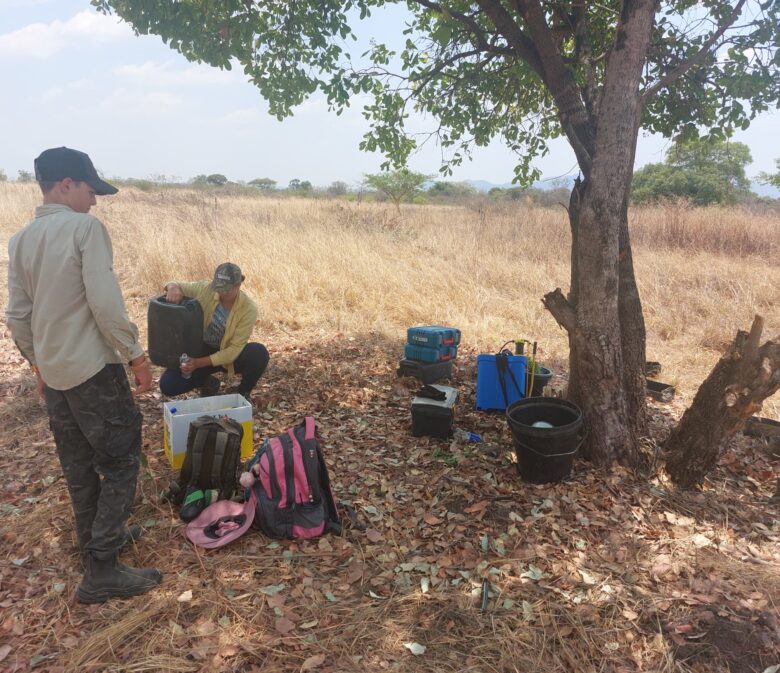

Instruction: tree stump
[665,316,780,488]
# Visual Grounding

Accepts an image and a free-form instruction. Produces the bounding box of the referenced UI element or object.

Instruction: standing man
[160,263,269,401]
[6,147,162,603]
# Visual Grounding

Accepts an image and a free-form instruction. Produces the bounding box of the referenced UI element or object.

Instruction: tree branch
[468,0,546,79]
[412,0,522,61]
[542,288,578,333]
[642,0,748,101]
[515,0,595,169]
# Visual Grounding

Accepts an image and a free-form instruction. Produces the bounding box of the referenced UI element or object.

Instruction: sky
[1,0,778,189]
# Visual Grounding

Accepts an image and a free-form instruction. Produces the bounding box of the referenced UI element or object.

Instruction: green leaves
[93,0,779,185]
[631,138,754,204]
[363,168,431,209]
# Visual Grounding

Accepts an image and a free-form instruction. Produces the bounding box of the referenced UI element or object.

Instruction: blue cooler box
[407,326,461,348]
[476,354,527,411]
[404,343,457,362]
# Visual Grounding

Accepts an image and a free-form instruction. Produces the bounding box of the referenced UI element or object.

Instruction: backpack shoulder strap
[304,416,316,441]
[315,443,341,534]
[189,422,211,486]
[211,429,228,487]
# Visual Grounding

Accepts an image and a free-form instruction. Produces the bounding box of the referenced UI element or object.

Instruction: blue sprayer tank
[147,295,204,369]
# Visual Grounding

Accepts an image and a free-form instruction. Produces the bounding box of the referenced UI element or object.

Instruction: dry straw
[2,182,778,400]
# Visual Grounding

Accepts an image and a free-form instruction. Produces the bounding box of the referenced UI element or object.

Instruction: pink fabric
[185,495,255,549]
[293,522,325,538]
[270,437,288,507]
[304,416,316,441]
[258,453,273,499]
[288,429,311,504]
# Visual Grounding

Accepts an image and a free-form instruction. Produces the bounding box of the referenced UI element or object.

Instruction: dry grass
[1,183,779,673]
[2,182,778,405]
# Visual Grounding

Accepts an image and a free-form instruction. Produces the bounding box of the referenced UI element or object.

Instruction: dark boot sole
[76,579,160,604]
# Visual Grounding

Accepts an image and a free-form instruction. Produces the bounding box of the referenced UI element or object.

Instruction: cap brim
[211,282,234,293]
[90,177,119,196]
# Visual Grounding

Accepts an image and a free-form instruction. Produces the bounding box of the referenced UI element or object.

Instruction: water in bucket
[506,397,584,484]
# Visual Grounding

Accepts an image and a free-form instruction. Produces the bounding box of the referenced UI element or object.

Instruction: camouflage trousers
[45,364,142,560]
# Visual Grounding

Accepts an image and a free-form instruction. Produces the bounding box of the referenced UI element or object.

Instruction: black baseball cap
[34,147,118,196]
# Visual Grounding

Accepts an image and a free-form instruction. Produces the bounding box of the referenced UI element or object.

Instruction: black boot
[77,554,162,604]
[78,524,145,569]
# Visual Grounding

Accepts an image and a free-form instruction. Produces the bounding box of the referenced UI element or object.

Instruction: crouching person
[6,147,162,603]
[159,263,269,400]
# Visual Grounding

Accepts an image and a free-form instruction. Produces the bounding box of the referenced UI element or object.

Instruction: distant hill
[751,181,780,198]
[465,178,778,199]
[465,178,573,192]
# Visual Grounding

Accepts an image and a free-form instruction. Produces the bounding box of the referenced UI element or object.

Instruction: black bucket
[506,397,584,483]
[529,366,553,397]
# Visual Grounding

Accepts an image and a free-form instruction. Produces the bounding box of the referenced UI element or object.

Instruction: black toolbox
[397,358,453,384]
[411,385,458,438]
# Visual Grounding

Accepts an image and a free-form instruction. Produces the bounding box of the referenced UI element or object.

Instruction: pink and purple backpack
[187,417,340,548]
[241,416,341,540]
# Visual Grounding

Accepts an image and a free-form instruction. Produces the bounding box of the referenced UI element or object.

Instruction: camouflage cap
[211,263,243,293]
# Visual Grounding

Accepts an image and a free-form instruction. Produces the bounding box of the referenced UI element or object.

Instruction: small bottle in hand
[180,353,192,379]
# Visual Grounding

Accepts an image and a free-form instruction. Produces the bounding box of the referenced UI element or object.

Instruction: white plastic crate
[162,394,253,469]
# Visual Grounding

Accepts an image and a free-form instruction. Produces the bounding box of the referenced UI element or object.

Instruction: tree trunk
[543,0,656,466]
[618,169,648,444]
[562,181,648,457]
[665,316,780,488]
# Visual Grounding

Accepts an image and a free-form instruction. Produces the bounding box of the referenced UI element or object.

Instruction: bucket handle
[513,427,587,459]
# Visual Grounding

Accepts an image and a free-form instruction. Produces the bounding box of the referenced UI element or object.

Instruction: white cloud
[0,10,132,59]
[0,0,50,7]
[100,87,184,118]
[114,60,238,87]
[41,86,63,100]
[221,107,265,125]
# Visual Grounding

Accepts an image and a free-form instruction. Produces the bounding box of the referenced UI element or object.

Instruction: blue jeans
[159,343,269,397]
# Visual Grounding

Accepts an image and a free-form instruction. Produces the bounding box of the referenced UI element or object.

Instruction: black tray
[646,379,675,402]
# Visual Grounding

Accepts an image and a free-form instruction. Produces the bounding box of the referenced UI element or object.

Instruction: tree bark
[543,0,655,466]
[665,317,780,488]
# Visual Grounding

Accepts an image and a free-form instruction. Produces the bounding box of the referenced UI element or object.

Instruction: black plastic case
[397,358,453,384]
[411,385,458,438]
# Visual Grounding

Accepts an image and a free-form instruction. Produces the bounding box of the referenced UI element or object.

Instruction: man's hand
[34,368,45,400]
[180,355,211,375]
[130,356,153,395]
[165,283,183,304]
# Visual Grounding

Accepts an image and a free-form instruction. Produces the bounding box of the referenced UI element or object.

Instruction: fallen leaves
[365,528,383,542]
[274,617,295,635]
[404,642,426,656]
[1,326,779,673]
[301,653,327,670]
[463,500,488,514]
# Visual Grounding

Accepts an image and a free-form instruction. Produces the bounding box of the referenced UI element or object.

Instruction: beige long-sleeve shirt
[6,203,143,390]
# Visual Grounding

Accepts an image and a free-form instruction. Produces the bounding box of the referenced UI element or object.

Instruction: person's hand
[180,356,197,376]
[165,283,183,304]
[130,357,153,395]
[34,368,45,400]
[181,356,211,375]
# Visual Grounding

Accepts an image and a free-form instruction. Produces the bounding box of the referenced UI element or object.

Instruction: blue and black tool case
[404,343,457,363]
[407,326,461,348]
